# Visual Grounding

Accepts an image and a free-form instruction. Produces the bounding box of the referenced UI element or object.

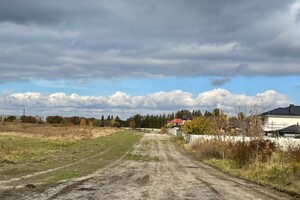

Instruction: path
[19,133,296,199]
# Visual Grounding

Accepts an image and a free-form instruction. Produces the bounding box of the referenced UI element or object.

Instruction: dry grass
[0,123,119,140]
[285,145,300,162]
[191,138,230,160]
[191,138,277,166]
[186,138,299,195]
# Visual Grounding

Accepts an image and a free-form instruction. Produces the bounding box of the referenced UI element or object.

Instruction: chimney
[289,104,294,115]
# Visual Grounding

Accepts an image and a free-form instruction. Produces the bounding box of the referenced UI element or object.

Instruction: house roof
[169,119,184,124]
[261,104,300,116]
[278,124,300,133]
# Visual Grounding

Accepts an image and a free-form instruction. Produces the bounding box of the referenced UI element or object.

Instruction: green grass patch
[0,131,142,186]
[47,171,79,184]
[0,135,76,164]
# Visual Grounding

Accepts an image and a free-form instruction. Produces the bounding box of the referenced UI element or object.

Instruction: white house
[261,104,300,137]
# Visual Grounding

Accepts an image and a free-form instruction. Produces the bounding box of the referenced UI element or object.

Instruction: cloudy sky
[0,0,300,119]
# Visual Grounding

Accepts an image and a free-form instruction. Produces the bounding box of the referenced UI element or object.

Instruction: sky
[0,0,300,119]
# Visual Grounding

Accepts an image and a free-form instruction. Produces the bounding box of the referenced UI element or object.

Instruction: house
[35,116,46,123]
[168,118,185,127]
[261,104,300,136]
[278,124,300,138]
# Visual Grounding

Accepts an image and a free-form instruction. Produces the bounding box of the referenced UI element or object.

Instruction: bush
[230,139,277,166]
[285,145,300,162]
[229,141,253,166]
[191,139,230,160]
[190,138,277,167]
[160,126,168,134]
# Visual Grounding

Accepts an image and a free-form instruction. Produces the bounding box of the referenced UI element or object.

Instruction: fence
[185,134,300,150]
[169,128,182,138]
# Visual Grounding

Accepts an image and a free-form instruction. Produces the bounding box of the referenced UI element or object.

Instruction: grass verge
[180,138,300,197]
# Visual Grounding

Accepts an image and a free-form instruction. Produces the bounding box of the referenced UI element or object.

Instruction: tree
[129,120,136,129]
[101,115,105,127]
[212,108,220,118]
[192,110,202,117]
[237,112,246,134]
[176,109,192,119]
[111,119,120,127]
[115,116,121,122]
[182,117,218,135]
[46,115,64,124]
[212,109,229,132]
[89,121,93,129]
[21,115,37,123]
[80,118,87,128]
[204,111,213,117]
[4,116,16,122]
[65,116,80,125]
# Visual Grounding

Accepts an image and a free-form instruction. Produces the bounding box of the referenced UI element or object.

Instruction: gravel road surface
[21,133,295,200]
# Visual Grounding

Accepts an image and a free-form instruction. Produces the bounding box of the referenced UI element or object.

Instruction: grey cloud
[230,63,250,76]
[0,0,299,82]
[211,78,231,86]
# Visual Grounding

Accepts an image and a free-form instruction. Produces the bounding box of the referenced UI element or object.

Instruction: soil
[2,132,297,200]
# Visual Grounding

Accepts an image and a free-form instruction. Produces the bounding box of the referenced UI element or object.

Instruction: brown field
[0,123,119,140]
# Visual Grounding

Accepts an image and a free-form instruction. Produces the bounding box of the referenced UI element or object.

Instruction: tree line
[1,108,264,136]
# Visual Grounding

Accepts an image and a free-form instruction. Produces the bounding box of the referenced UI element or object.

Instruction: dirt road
[21,133,295,200]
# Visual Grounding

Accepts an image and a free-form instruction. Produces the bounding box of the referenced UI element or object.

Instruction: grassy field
[0,123,118,140]
[0,128,142,191]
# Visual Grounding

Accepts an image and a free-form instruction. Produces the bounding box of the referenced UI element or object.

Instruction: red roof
[169,119,184,124]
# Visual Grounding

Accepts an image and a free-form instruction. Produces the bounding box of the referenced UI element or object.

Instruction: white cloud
[0,89,290,118]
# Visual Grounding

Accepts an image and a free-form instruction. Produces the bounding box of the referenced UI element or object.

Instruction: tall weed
[191,138,230,160]
[230,139,277,166]
[285,145,300,162]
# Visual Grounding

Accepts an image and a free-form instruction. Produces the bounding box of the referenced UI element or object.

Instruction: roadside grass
[0,131,142,188]
[205,156,300,195]
[183,138,300,196]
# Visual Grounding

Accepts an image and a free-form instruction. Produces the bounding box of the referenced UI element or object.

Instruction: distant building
[35,116,46,123]
[278,124,300,138]
[0,115,5,123]
[261,104,300,137]
[168,118,185,127]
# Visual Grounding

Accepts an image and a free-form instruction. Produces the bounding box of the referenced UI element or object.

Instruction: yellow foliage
[182,117,218,135]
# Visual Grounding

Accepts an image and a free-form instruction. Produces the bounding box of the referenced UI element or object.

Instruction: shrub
[190,138,278,167]
[249,139,277,162]
[191,139,230,160]
[160,126,168,134]
[229,141,253,166]
[230,139,277,166]
[285,145,300,162]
